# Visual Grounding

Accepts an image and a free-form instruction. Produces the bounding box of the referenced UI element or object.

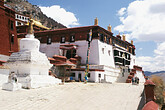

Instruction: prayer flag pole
[84,29,92,83]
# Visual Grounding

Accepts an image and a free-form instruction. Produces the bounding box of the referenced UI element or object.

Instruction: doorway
[66,50,71,59]
[78,73,81,81]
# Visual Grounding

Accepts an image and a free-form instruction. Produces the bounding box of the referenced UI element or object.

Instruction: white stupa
[4,19,61,89]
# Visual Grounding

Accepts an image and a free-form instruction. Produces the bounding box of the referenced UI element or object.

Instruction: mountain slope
[5,0,67,29]
[144,71,165,81]
[144,71,165,76]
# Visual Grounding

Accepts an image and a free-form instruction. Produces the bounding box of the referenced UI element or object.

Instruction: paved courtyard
[0,82,144,110]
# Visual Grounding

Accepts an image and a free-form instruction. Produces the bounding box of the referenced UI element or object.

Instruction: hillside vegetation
[151,75,165,105]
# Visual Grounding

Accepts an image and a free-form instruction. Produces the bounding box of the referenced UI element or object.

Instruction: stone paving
[0,82,144,110]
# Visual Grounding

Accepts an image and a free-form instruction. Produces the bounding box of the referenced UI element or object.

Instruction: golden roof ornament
[94,17,98,26]
[122,34,126,41]
[27,19,34,34]
[108,24,112,32]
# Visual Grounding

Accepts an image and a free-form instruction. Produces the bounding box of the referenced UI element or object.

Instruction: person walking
[132,77,135,85]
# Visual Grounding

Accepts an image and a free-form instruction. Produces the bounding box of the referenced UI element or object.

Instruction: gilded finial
[27,19,34,34]
[131,40,133,45]
[122,34,126,41]
[108,24,112,32]
[94,17,98,26]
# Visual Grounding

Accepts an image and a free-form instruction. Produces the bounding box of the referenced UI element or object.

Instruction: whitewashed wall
[0,69,9,87]
[75,40,100,65]
[40,39,116,67]
[134,70,145,83]
[70,71,105,83]
[130,55,136,69]
[40,40,100,65]
[98,40,115,68]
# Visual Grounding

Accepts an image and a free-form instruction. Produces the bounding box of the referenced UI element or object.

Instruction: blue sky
[28,0,165,72]
[29,0,132,29]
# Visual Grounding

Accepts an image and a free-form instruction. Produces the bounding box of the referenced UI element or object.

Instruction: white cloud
[115,0,165,72]
[40,5,79,27]
[117,7,126,16]
[115,0,165,42]
[136,42,165,72]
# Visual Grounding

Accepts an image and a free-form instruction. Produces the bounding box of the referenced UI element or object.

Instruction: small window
[11,34,14,44]
[120,52,123,57]
[107,37,110,44]
[73,49,76,57]
[108,50,110,56]
[102,48,104,54]
[98,74,101,78]
[61,36,65,43]
[99,34,104,42]
[22,17,24,20]
[129,48,131,53]
[17,22,21,26]
[70,35,75,42]
[17,15,19,18]
[10,21,14,30]
[88,73,90,78]
[47,37,51,45]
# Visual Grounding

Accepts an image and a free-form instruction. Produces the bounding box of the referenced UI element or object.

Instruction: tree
[151,75,165,105]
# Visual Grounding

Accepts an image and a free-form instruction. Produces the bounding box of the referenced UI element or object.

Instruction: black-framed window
[129,47,131,53]
[102,48,104,54]
[120,52,123,57]
[47,37,51,45]
[10,20,14,30]
[17,22,21,26]
[107,37,110,44]
[132,48,135,55]
[11,34,14,44]
[125,53,127,59]
[88,73,90,78]
[114,50,119,56]
[61,36,65,43]
[70,35,75,42]
[73,49,76,57]
[98,74,101,78]
[108,50,111,56]
[99,33,104,42]
[128,54,130,60]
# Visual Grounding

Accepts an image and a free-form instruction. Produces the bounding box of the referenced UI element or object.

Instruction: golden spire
[131,40,133,45]
[27,19,34,34]
[122,34,126,41]
[94,17,98,26]
[107,24,112,32]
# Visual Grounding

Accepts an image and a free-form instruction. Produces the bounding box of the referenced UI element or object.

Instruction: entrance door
[66,50,71,59]
[78,73,81,81]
